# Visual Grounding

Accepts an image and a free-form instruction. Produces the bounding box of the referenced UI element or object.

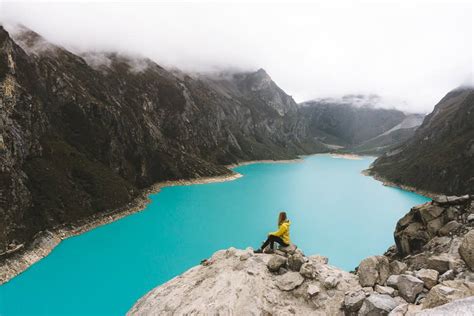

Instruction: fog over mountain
[0,1,472,112]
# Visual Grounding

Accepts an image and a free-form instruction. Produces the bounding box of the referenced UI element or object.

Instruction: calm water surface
[0,155,430,315]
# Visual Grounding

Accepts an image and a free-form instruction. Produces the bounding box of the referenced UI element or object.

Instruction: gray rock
[459,230,474,270]
[357,256,390,287]
[415,269,439,289]
[308,255,329,265]
[396,274,424,303]
[287,253,305,271]
[445,207,460,221]
[299,262,316,279]
[275,272,305,291]
[323,276,339,289]
[418,204,444,224]
[433,195,470,206]
[438,220,462,236]
[423,281,473,308]
[307,284,320,297]
[387,303,408,316]
[438,269,455,282]
[426,217,444,235]
[417,296,474,315]
[278,243,297,255]
[267,255,287,273]
[467,214,474,222]
[386,275,400,288]
[358,293,398,316]
[239,249,253,261]
[344,290,366,312]
[427,253,457,273]
[389,261,407,275]
[375,285,395,296]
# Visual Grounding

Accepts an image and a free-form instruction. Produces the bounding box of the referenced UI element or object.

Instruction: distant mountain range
[300,98,424,154]
[3,24,470,255]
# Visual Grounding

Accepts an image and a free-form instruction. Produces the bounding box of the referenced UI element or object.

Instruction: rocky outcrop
[351,195,474,314]
[129,196,474,315]
[370,87,474,195]
[392,195,472,257]
[128,247,362,315]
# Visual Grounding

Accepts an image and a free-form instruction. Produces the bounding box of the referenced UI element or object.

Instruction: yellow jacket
[269,220,291,245]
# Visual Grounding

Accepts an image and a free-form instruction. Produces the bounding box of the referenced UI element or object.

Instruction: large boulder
[395,222,431,256]
[343,290,366,313]
[287,253,305,271]
[275,272,305,291]
[358,293,399,316]
[267,255,287,273]
[357,256,390,287]
[426,253,457,273]
[375,285,396,297]
[417,296,474,315]
[396,274,424,303]
[415,269,439,289]
[418,204,444,224]
[386,275,400,288]
[459,230,474,270]
[438,220,462,236]
[423,280,474,308]
[389,261,407,275]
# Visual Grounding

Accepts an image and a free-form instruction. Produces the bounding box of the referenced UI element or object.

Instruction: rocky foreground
[128,195,474,315]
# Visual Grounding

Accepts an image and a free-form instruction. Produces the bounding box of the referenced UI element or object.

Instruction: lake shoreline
[362,169,438,199]
[0,172,242,285]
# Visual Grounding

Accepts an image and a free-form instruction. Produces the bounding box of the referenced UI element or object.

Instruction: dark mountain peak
[0,25,10,44]
[5,24,62,57]
[370,87,474,195]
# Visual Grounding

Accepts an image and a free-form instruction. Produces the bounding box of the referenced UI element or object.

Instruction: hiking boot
[253,248,263,254]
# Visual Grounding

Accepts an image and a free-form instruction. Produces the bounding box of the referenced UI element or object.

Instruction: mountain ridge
[369,87,474,195]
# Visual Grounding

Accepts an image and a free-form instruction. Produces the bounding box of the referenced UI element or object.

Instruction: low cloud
[0,1,472,112]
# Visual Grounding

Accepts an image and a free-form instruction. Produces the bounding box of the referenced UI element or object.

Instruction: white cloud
[0,0,472,112]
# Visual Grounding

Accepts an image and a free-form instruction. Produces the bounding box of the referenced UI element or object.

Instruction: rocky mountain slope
[0,25,325,255]
[129,195,474,315]
[0,25,416,256]
[369,87,474,195]
[299,97,423,153]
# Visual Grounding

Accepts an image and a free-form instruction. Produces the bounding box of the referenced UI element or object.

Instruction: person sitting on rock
[254,211,291,253]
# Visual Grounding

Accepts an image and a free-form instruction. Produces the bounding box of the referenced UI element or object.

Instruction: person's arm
[269,224,286,237]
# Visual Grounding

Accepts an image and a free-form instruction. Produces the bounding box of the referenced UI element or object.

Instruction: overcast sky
[0,0,472,112]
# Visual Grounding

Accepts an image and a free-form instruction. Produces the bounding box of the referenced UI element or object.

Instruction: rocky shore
[0,172,242,284]
[128,195,474,315]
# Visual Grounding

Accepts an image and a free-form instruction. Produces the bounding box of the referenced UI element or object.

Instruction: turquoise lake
[0,155,430,315]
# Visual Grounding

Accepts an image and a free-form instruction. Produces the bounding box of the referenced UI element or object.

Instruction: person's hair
[278,211,287,226]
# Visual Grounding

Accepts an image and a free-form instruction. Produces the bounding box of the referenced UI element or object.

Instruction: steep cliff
[369,87,474,195]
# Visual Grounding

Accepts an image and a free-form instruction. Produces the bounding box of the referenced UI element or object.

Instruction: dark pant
[261,235,288,250]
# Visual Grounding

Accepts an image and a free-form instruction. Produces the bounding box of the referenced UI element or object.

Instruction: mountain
[299,97,424,152]
[0,24,425,255]
[369,87,474,195]
[0,25,326,253]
